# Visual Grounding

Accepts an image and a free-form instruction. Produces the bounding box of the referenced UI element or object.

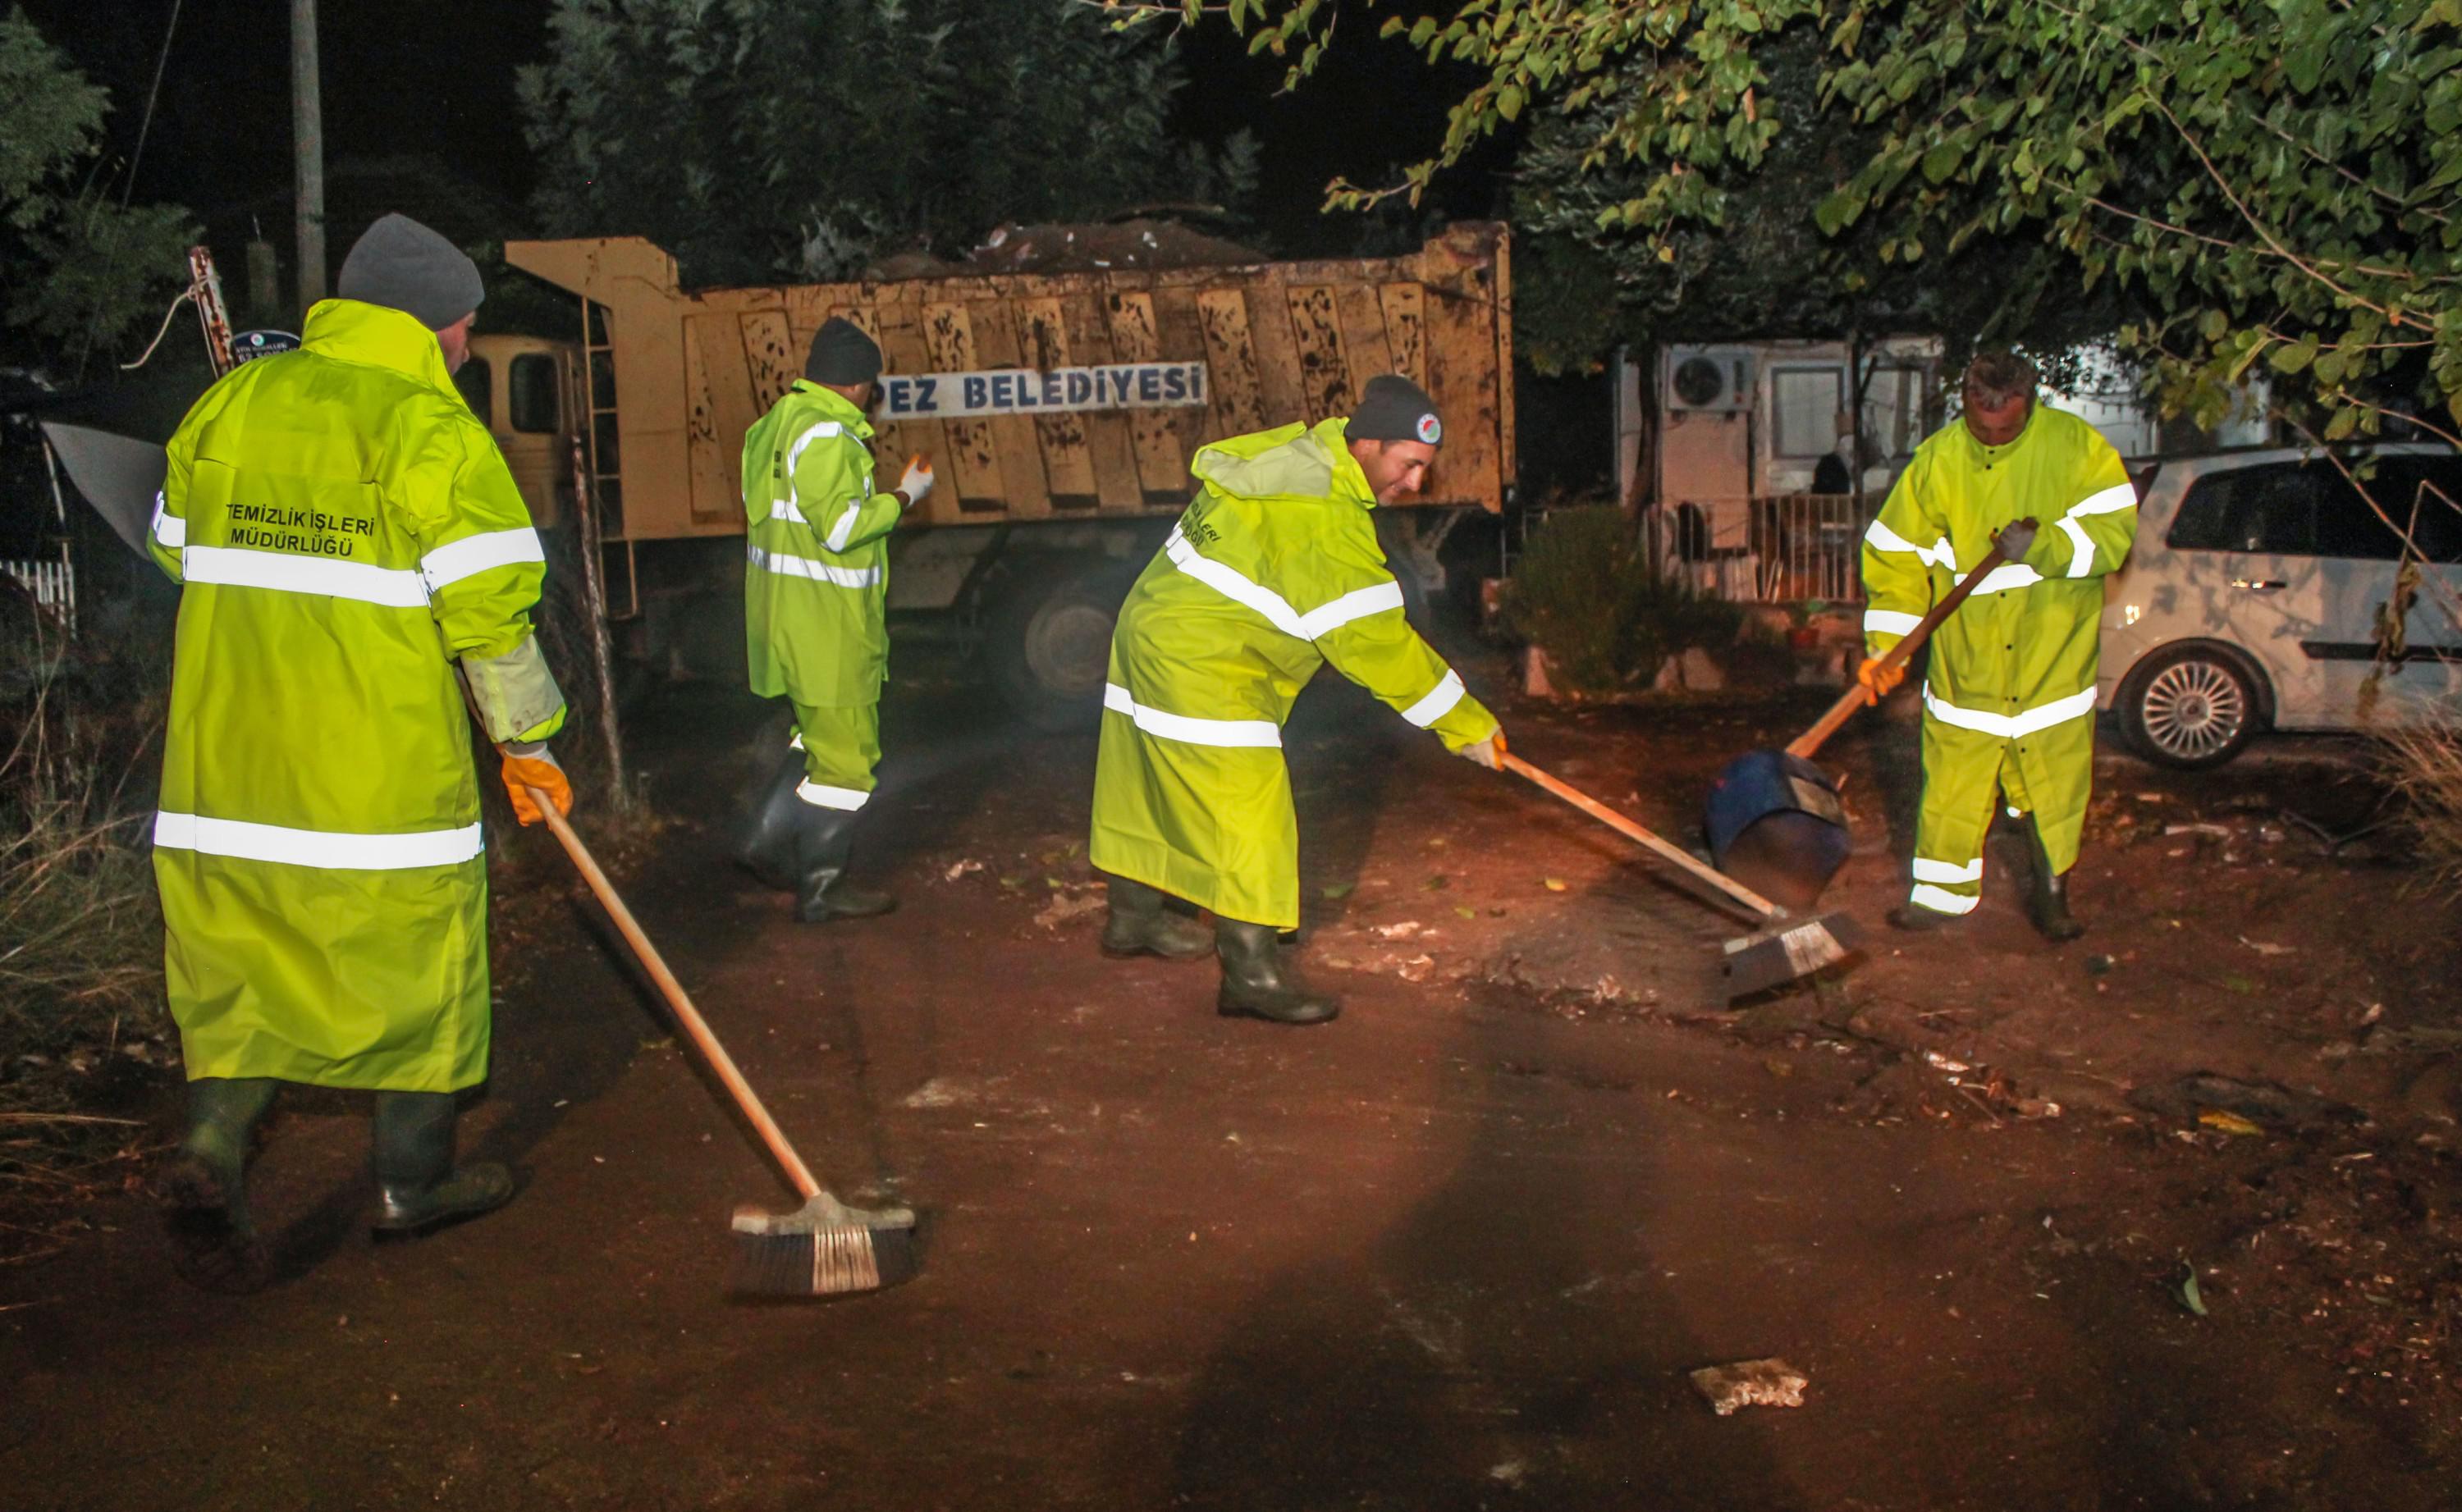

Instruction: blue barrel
[1705,748,1853,910]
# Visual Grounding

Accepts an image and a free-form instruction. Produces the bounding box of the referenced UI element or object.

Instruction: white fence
[1645,492,1876,604]
[1,555,76,633]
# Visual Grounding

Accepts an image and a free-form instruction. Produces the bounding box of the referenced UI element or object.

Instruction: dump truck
[463,222,1514,719]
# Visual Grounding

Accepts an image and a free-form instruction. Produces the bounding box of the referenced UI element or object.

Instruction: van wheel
[985,559,1139,732]
[2118,644,2262,769]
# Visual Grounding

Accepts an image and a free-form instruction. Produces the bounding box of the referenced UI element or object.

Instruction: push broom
[524,785,918,1296]
[1499,753,1862,998]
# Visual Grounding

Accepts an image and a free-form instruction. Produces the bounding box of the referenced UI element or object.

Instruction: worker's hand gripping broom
[524,788,917,1296]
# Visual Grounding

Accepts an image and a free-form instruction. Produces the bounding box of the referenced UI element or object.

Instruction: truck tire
[985,558,1142,731]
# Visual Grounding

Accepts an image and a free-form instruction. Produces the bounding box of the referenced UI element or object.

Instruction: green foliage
[521,0,1257,286]
[0,6,107,230]
[8,197,199,352]
[1505,505,1743,694]
[1114,0,2462,445]
[0,8,196,368]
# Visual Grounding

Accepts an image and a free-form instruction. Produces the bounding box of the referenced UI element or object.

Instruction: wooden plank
[1104,289,1189,503]
[1284,285,1353,421]
[1242,272,1310,424]
[680,317,743,527]
[962,298,1052,520]
[1196,289,1267,437]
[1376,283,1427,388]
[1492,231,1516,497]
[1018,295,1100,509]
[869,295,966,525]
[1422,272,1503,511]
[1334,282,1395,403]
[739,308,799,412]
[921,301,1008,514]
[1065,289,1143,510]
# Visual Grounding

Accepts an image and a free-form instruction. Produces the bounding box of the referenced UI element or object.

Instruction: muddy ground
[5,642,2460,1510]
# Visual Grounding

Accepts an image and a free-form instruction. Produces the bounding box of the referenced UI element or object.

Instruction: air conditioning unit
[1663,346,1756,413]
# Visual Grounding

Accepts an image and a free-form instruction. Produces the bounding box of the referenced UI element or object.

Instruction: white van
[2098,445,2462,767]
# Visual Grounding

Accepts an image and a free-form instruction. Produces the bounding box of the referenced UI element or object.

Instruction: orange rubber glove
[501,747,571,827]
[1856,657,1907,706]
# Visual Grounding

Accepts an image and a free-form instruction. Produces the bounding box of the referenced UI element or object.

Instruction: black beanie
[1347,373,1444,445]
[806,317,883,385]
[336,213,484,330]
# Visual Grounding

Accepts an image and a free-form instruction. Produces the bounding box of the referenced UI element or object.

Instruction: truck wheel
[2116,642,2265,769]
[986,560,1140,732]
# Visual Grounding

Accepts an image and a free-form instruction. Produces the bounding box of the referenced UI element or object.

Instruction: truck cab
[456,334,579,529]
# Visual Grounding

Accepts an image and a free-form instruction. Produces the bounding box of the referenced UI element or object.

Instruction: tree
[520,0,1258,288]
[1101,0,2461,445]
[0,7,197,371]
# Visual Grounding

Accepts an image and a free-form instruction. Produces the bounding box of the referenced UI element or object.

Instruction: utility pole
[292,0,326,312]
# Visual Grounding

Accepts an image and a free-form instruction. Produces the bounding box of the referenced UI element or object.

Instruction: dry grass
[2384,724,2462,899]
[0,630,172,1229]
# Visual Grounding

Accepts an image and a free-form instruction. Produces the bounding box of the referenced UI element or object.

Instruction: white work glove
[1458,729,1506,770]
[896,454,935,507]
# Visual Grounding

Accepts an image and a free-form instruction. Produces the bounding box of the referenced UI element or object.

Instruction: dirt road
[4,657,2456,1509]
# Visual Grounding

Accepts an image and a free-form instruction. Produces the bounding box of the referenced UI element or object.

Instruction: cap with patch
[805,317,884,386]
[335,213,484,331]
[1347,373,1444,445]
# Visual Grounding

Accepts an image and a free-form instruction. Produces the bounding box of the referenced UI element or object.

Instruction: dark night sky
[17,1,1511,260]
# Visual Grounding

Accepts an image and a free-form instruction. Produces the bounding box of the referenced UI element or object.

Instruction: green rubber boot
[371,1092,515,1239]
[2024,820,2087,943]
[1215,919,1340,1026]
[160,1076,280,1294]
[1100,875,1214,961]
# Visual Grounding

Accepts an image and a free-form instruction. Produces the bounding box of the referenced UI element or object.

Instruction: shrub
[1503,505,1744,696]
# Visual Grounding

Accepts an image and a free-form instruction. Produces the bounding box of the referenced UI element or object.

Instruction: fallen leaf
[1424,875,1450,892]
[2197,1108,2265,1137]
[2176,1263,2208,1318]
[2238,937,2295,957]
[2220,975,2258,994]
[1544,878,1568,892]
[1455,907,1476,920]
[1321,882,1357,901]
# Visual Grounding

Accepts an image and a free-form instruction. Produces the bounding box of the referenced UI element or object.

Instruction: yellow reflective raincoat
[151,299,565,1091]
[1090,417,1499,928]
[1860,403,2135,916]
[742,381,900,808]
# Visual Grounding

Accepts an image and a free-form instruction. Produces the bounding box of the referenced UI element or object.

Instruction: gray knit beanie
[806,317,884,385]
[336,213,484,331]
[1348,373,1444,445]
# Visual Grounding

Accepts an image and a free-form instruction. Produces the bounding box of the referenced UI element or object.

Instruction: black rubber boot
[793,806,896,924]
[160,1076,279,1294]
[1100,875,1213,961]
[2024,820,2087,943]
[1887,900,1965,932]
[734,745,810,893]
[371,1091,514,1239]
[1215,919,1339,1025]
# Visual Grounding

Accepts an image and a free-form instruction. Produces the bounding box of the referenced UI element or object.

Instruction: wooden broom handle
[1785,537,2014,761]
[1499,752,1782,920]
[531,792,823,1202]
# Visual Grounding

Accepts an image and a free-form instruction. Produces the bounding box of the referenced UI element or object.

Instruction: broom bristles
[1723,912,1862,998]
[729,1222,918,1297]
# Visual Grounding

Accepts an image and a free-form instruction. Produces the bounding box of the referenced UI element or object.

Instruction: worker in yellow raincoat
[151,214,573,1291]
[1091,375,1504,1025]
[732,317,932,921]
[1858,352,2137,940]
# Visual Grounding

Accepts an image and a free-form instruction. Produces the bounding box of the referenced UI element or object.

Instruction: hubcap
[2141,659,2248,761]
